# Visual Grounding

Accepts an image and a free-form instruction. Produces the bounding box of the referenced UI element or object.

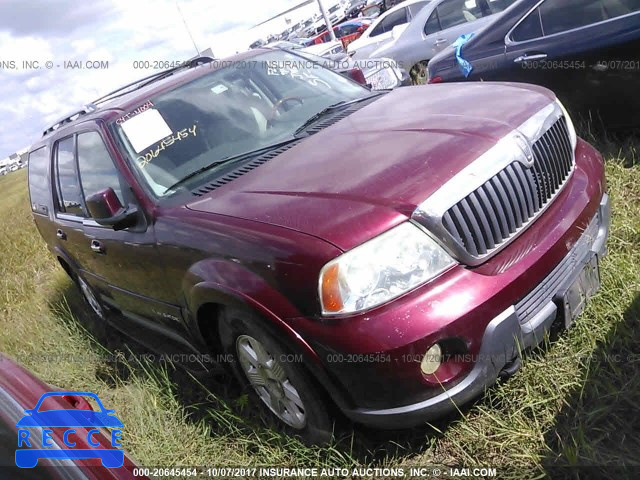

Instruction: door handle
[435,38,448,45]
[514,53,548,63]
[90,240,105,254]
[56,229,66,240]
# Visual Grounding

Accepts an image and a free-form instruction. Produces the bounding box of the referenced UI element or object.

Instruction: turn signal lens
[320,264,343,313]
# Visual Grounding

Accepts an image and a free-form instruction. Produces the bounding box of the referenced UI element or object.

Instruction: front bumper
[345,193,610,428]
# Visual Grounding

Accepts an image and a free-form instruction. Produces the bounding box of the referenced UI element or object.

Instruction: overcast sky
[0,0,310,159]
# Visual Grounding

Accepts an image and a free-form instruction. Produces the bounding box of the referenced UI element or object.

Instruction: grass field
[0,134,638,479]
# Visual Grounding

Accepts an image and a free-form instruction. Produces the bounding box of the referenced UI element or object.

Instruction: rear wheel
[218,307,334,444]
[410,61,429,85]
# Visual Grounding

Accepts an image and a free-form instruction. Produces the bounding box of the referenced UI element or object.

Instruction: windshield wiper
[293,93,384,137]
[162,139,298,195]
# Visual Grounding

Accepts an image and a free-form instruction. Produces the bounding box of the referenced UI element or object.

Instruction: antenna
[176,1,200,56]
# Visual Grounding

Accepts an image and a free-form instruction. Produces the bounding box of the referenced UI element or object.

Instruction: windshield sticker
[136,124,198,169]
[265,63,330,88]
[120,108,173,153]
[115,101,155,125]
[211,84,229,94]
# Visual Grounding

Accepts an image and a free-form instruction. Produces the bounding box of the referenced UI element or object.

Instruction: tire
[218,306,335,445]
[410,61,429,85]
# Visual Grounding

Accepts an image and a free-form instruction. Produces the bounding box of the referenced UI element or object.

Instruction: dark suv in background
[29,49,609,443]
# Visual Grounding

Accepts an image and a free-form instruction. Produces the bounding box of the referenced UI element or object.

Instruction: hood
[187,83,556,251]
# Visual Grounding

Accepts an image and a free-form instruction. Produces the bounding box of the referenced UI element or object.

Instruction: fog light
[420,344,442,375]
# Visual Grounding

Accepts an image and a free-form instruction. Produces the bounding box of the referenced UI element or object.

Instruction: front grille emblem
[513,131,534,166]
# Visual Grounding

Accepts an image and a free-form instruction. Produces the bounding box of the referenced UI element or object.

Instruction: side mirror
[85,188,138,231]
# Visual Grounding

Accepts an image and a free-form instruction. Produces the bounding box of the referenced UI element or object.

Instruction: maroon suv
[28,49,609,443]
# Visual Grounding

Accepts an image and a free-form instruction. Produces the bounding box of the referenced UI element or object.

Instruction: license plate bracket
[557,255,601,329]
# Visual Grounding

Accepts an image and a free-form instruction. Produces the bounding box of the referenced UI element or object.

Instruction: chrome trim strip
[412,101,575,266]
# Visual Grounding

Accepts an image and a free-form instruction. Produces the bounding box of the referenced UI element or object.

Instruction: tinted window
[512,7,543,41]
[55,136,84,216]
[370,7,409,36]
[27,147,49,215]
[438,0,482,30]
[486,0,517,13]
[424,11,441,34]
[339,24,360,35]
[77,131,124,207]
[408,0,430,17]
[539,0,608,35]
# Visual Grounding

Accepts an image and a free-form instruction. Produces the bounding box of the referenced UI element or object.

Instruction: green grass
[0,135,638,479]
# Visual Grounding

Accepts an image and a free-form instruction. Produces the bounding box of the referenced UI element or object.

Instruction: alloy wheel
[236,334,306,429]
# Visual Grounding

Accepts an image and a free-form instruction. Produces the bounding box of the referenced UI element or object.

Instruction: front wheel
[218,307,334,444]
[410,61,429,85]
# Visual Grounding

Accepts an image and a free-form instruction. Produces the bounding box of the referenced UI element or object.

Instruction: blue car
[427,0,640,128]
[15,391,124,468]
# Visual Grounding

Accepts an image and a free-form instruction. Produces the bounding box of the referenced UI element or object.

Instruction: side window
[380,8,409,32]
[55,136,84,216]
[511,8,543,41]
[424,11,441,35]
[340,24,360,35]
[77,131,125,208]
[27,146,50,215]
[539,0,608,35]
[408,1,430,17]
[486,0,518,14]
[438,0,478,30]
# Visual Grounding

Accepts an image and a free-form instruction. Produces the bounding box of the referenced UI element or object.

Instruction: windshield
[113,51,370,197]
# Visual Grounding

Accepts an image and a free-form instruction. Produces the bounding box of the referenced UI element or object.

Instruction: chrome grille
[442,117,574,257]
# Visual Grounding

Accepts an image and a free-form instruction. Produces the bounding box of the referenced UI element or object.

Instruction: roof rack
[42,104,98,137]
[41,56,215,138]
[91,56,215,106]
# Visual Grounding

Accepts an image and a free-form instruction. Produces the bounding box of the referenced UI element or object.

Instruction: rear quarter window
[27,146,50,216]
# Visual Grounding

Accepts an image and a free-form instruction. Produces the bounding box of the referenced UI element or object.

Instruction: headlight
[319,223,455,315]
[556,99,577,151]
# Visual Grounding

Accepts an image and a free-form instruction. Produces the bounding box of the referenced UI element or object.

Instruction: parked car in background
[0,167,7,176]
[362,0,387,17]
[327,2,349,24]
[370,0,516,84]
[301,39,345,56]
[347,0,431,60]
[297,49,411,89]
[312,19,373,49]
[346,0,367,18]
[0,354,145,478]
[29,48,609,444]
[9,164,19,172]
[427,0,640,127]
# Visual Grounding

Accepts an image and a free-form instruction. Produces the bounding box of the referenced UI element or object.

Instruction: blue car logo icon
[15,391,124,468]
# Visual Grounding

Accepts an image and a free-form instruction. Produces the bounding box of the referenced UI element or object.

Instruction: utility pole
[316,0,337,42]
